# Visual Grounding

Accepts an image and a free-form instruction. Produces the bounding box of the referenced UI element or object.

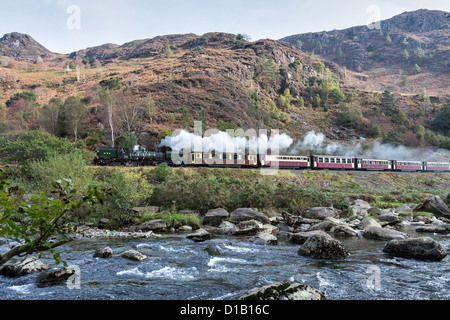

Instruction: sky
[1,0,449,54]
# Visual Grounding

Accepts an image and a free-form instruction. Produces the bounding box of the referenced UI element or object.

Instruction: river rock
[414,196,450,218]
[186,228,213,242]
[363,226,408,241]
[261,224,280,235]
[378,212,400,225]
[333,224,359,237]
[394,204,415,214]
[383,237,448,261]
[290,230,329,245]
[132,206,159,215]
[122,249,148,261]
[228,208,270,224]
[250,232,278,246]
[203,208,229,227]
[308,217,342,232]
[232,219,264,236]
[357,217,382,230]
[351,199,372,215]
[415,224,450,234]
[297,233,350,259]
[204,245,221,256]
[204,221,237,235]
[238,282,326,300]
[0,257,50,278]
[132,219,167,232]
[304,207,338,220]
[94,246,113,258]
[36,266,78,287]
[98,218,110,229]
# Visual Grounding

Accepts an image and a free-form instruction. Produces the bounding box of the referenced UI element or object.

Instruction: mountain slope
[280,9,450,95]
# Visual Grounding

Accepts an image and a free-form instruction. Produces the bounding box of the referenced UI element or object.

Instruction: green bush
[0,130,90,164]
[153,163,173,182]
[19,153,93,194]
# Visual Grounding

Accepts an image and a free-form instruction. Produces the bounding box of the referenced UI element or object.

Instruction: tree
[431,105,450,135]
[403,49,410,62]
[64,96,87,142]
[313,61,325,73]
[40,97,63,135]
[414,64,421,74]
[143,94,157,123]
[0,167,105,267]
[161,40,173,58]
[381,90,399,115]
[336,47,344,61]
[99,89,117,147]
[114,89,146,138]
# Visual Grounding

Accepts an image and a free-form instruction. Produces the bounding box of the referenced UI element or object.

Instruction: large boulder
[238,282,326,300]
[351,199,372,215]
[333,224,359,237]
[202,208,229,227]
[132,219,167,232]
[36,266,79,288]
[378,212,400,225]
[186,228,213,242]
[250,233,278,246]
[297,233,350,259]
[228,208,270,224]
[363,226,408,241]
[383,237,448,261]
[414,196,450,218]
[357,217,382,230]
[204,221,236,235]
[304,207,338,220]
[94,246,113,258]
[233,220,264,236]
[0,257,49,278]
[290,230,329,245]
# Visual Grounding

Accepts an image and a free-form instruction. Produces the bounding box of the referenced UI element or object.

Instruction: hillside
[0,10,449,154]
[281,9,450,96]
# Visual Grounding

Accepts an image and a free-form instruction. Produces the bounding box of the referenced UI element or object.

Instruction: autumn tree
[99,88,118,147]
[40,97,63,135]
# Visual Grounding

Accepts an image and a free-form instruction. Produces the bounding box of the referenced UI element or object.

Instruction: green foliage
[5,92,37,108]
[19,153,93,194]
[153,163,173,182]
[431,105,450,135]
[329,87,345,104]
[101,78,123,90]
[414,64,421,74]
[0,130,90,164]
[161,40,173,58]
[140,212,201,229]
[116,134,138,149]
[383,130,403,146]
[0,167,105,266]
[381,90,399,115]
[313,61,325,73]
[217,120,239,131]
[232,34,249,49]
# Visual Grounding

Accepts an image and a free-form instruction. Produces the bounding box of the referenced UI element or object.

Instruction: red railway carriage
[356,158,392,171]
[261,155,310,169]
[393,160,423,171]
[424,162,450,172]
[312,155,355,170]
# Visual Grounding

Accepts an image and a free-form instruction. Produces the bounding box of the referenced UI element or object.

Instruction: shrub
[153,163,173,182]
[20,153,92,194]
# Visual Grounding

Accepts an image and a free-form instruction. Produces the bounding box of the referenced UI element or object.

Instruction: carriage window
[336,158,340,164]
[325,158,329,163]
[330,158,335,163]
[319,158,323,163]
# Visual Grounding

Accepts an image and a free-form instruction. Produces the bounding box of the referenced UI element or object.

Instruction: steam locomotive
[93,146,450,172]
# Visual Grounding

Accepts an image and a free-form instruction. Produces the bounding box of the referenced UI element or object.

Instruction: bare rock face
[94,247,113,258]
[383,237,448,261]
[238,282,326,300]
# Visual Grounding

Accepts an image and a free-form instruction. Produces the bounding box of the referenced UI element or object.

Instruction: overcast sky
[1,0,449,54]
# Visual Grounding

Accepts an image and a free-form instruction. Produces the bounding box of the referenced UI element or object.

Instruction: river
[0,225,449,301]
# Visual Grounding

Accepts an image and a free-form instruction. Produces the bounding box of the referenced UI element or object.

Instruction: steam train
[93,146,450,172]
